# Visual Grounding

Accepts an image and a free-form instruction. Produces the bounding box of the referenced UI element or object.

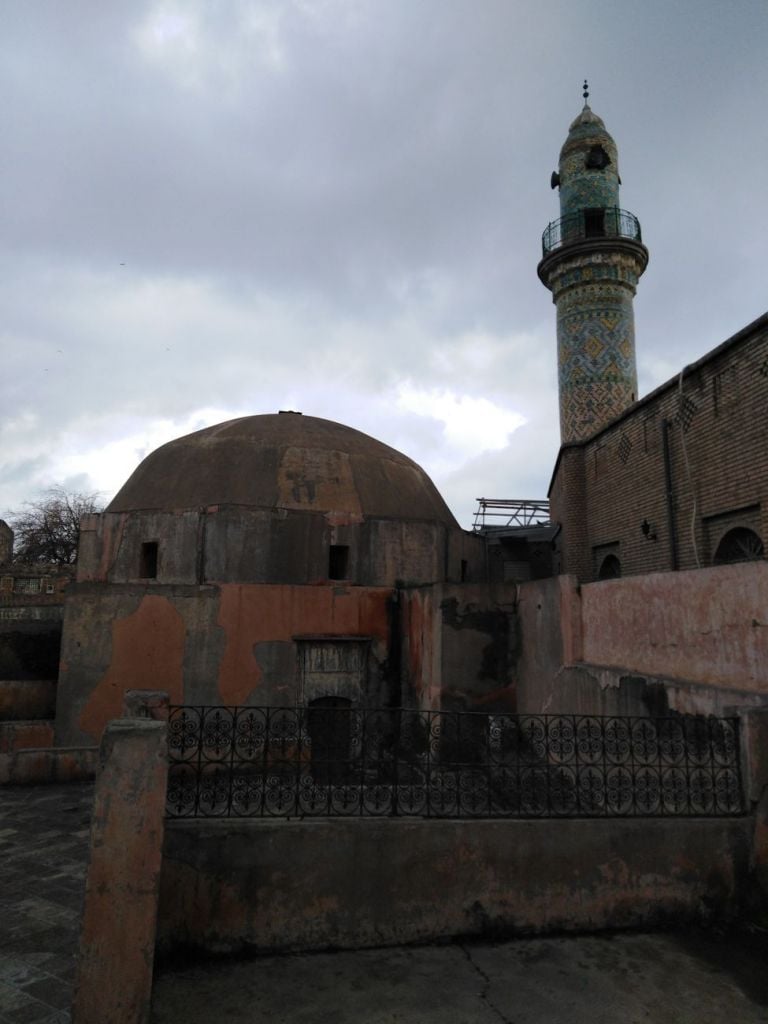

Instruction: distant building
[0,519,73,683]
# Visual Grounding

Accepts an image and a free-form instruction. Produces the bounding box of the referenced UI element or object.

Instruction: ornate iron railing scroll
[166,707,743,820]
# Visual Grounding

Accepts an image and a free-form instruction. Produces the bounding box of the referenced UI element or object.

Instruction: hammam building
[53,412,515,746]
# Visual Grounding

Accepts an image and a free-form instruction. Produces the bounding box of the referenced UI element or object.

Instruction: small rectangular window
[460,559,468,582]
[140,542,158,579]
[584,208,605,238]
[14,577,42,594]
[328,545,349,580]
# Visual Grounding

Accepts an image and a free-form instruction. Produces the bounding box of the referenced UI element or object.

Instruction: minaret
[538,82,648,444]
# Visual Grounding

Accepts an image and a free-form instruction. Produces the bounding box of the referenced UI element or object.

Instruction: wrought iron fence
[166,706,743,820]
[541,207,642,256]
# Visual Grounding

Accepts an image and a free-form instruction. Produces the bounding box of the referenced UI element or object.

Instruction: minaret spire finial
[582,79,589,105]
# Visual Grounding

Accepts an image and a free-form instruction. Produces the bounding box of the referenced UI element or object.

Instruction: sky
[1,0,766,529]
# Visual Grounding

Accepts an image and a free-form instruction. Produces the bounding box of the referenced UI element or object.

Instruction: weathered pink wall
[580,561,768,690]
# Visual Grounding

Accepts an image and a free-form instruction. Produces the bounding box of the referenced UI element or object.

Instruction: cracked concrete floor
[151,928,768,1023]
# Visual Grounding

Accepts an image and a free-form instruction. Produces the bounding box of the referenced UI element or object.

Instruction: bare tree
[5,487,103,565]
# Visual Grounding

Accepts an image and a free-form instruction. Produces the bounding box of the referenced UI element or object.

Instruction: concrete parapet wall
[157,816,750,956]
[0,745,98,784]
[0,720,54,753]
[579,562,768,691]
[516,568,768,716]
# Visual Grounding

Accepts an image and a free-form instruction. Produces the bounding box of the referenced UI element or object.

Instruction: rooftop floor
[151,928,768,1024]
[2,781,768,1023]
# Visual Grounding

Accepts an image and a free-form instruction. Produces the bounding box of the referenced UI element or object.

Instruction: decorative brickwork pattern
[618,434,632,464]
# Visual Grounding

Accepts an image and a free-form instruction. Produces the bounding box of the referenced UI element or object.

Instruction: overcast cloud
[1,0,766,527]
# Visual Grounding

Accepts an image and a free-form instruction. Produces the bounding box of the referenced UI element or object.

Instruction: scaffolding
[472,498,550,532]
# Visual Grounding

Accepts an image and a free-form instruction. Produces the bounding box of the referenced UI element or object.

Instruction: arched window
[713,527,764,565]
[598,553,621,579]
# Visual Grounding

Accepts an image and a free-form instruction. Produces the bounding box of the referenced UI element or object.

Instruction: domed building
[54,412,514,746]
[104,411,460,587]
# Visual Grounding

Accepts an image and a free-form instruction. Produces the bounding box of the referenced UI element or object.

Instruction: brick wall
[550,313,768,581]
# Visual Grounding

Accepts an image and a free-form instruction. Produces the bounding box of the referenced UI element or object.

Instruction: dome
[107,412,458,526]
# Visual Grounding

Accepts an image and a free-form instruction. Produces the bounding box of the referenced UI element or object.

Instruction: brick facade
[549,312,768,582]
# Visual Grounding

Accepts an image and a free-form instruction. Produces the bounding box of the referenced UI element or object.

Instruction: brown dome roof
[107,412,458,526]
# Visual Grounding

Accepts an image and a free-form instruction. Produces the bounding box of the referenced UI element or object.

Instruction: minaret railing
[541,207,642,256]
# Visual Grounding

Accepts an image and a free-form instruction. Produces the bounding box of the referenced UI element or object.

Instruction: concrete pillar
[734,707,768,807]
[72,718,168,1024]
[728,708,768,919]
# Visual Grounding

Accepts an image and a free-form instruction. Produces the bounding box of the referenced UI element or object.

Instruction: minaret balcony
[541,207,642,257]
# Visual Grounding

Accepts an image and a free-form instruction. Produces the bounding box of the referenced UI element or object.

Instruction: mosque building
[541,86,767,585]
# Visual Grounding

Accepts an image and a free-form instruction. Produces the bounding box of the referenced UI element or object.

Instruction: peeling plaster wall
[400,586,441,708]
[55,583,394,746]
[438,583,517,713]
[400,584,518,712]
[157,816,751,956]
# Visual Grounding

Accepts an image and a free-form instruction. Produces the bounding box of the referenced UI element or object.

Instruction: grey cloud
[1,0,766,516]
